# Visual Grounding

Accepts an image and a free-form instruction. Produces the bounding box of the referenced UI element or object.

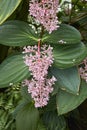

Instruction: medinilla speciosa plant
[0,0,87,130]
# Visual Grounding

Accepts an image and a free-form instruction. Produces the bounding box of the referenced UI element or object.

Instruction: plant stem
[40,25,44,39]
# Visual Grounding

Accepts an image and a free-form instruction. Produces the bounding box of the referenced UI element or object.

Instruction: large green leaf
[21,86,32,102]
[53,42,87,68]
[0,20,39,46]
[13,101,28,119]
[42,24,81,44]
[16,103,39,130]
[50,66,80,94]
[0,54,30,88]
[43,111,66,130]
[0,0,22,24]
[56,80,87,115]
[37,121,47,130]
[43,96,56,111]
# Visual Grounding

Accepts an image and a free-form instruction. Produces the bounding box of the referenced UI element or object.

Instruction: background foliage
[0,0,87,130]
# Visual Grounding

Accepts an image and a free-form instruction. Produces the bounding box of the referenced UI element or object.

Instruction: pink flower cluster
[79,58,87,82]
[29,0,59,33]
[23,44,56,107]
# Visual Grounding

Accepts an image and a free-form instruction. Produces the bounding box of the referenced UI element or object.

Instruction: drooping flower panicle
[29,0,59,33]
[23,44,56,107]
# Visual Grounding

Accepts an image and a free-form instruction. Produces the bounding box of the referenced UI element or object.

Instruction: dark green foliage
[53,42,87,68]
[56,80,87,115]
[0,0,87,130]
[0,85,21,130]
[0,0,22,24]
[0,54,30,87]
[42,24,81,44]
[50,66,80,94]
[0,21,39,46]
[43,111,67,130]
[16,103,39,130]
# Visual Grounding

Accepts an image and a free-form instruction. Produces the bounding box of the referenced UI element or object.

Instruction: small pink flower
[29,0,59,33]
[23,44,56,107]
[79,58,87,82]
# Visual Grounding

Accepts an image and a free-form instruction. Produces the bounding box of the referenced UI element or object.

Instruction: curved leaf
[21,86,32,102]
[13,101,29,119]
[0,0,22,24]
[16,103,39,130]
[43,96,56,111]
[0,54,30,88]
[42,24,81,44]
[37,121,47,130]
[43,111,66,130]
[56,80,87,115]
[50,66,80,94]
[0,20,39,46]
[53,42,87,68]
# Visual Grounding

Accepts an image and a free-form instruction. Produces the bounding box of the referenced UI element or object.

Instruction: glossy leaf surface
[53,43,87,68]
[0,0,22,24]
[0,21,39,46]
[56,80,87,115]
[42,24,81,44]
[0,54,30,88]
[43,111,66,130]
[16,103,39,130]
[50,66,80,94]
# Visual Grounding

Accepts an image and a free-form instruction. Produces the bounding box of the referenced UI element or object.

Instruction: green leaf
[53,42,87,68]
[0,54,30,88]
[16,103,39,130]
[43,96,56,111]
[42,24,81,44]
[0,109,9,129]
[43,111,66,130]
[37,121,47,130]
[56,80,87,115]
[21,86,32,102]
[0,0,22,24]
[72,12,87,27]
[52,82,59,95]
[50,66,80,94]
[0,20,39,46]
[13,101,29,119]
